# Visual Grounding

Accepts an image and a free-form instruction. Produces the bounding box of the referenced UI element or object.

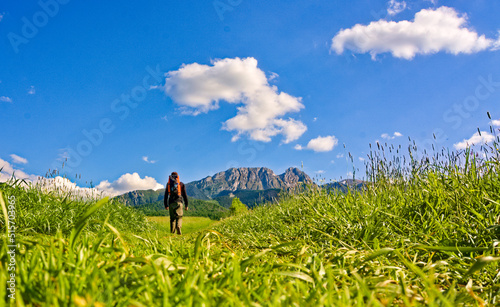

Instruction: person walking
[164,172,189,235]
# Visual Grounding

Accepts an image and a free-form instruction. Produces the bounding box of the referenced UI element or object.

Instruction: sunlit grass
[1,128,500,305]
[147,216,218,235]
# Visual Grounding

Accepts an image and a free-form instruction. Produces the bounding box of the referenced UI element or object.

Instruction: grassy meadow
[1,139,500,306]
[147,216,218,235]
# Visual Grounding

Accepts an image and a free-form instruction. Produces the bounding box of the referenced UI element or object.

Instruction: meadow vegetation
[147,216,218,235]
[1,134,499,306]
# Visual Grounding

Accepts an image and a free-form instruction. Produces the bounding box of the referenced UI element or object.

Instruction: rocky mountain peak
[185,167,311,199]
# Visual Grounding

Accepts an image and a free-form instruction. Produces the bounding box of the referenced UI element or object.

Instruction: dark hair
[171,172,178,178]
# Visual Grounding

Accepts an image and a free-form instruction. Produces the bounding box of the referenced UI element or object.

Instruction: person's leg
[170,217,176,234]
[176,217,182,235]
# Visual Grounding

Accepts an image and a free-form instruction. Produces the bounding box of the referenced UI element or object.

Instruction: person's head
[170,172,179,181]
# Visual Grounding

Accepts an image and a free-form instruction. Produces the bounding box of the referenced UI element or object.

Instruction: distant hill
[323,179,366,193]
[114,189,164,207]
[114,167,313,213]
[214,189,282,209]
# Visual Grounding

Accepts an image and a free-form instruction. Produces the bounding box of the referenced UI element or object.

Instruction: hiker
[164,172,189,235]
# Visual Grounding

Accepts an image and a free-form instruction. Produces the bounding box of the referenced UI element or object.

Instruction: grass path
[147,216,219,235]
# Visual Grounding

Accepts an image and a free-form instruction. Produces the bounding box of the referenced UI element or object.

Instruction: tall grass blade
[464,256,500,277]
[68,197,108,250]
[0,190,9,237]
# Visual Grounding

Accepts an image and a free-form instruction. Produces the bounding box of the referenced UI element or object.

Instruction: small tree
[229,197,248,216]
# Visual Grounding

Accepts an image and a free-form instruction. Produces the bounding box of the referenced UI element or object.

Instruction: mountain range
[115,167,366,217]
[323,179,366,194]
[185,167,312,200]
[115,167,312,210]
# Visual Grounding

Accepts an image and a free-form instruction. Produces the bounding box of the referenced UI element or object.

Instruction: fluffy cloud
[96,172,163,197]
[142,156,157,164]
[0,158,37,182]
[161,57,306,143]
[492,119,500,126]
[1,158,102,198]
[387,0,407,16]
[295,135,338,152]
[381,132,403,140]
[1,157,162,198]
[332,6,496,60]
[28,86,35,95]
[10,154,28,165]
[0,96,12,103]
[38,176,104,199]
[453,131,495,150]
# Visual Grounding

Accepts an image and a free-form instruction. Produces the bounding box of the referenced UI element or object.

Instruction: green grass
[1,137,500,306]
[147,216,218,235]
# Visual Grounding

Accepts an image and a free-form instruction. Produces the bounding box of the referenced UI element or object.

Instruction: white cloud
[492,119,500,126]
[359,157,365,161]
[336,153,344,158]
[332,6,496,60]
[142,156,157,164]
[315,170,326,174]
[1,157,162,198]
[381,132,403,140]
[0,158,37,183]
[387,0,407,16]
[38,176,104,199]
[1,158,101,198]
[295,135,338,152]
[161,57,306,143]
[161,115,168,121]
[28,86,35,95]
[453,131,495,150]
[0,96,12,103]
[96,172,163,197]
[10,154,28,165]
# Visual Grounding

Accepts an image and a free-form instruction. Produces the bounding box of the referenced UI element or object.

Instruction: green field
[147,216,218,235]
[1,143,500,306]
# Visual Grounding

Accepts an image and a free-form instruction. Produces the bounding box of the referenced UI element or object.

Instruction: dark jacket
[164,181,189,209]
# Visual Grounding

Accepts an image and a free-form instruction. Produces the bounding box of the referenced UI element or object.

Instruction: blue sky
[1,0,500,195]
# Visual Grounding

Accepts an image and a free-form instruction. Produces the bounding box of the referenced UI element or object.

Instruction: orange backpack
[167,176,181,197]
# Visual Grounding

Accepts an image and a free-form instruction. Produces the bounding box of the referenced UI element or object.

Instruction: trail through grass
[147,216,218,235]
